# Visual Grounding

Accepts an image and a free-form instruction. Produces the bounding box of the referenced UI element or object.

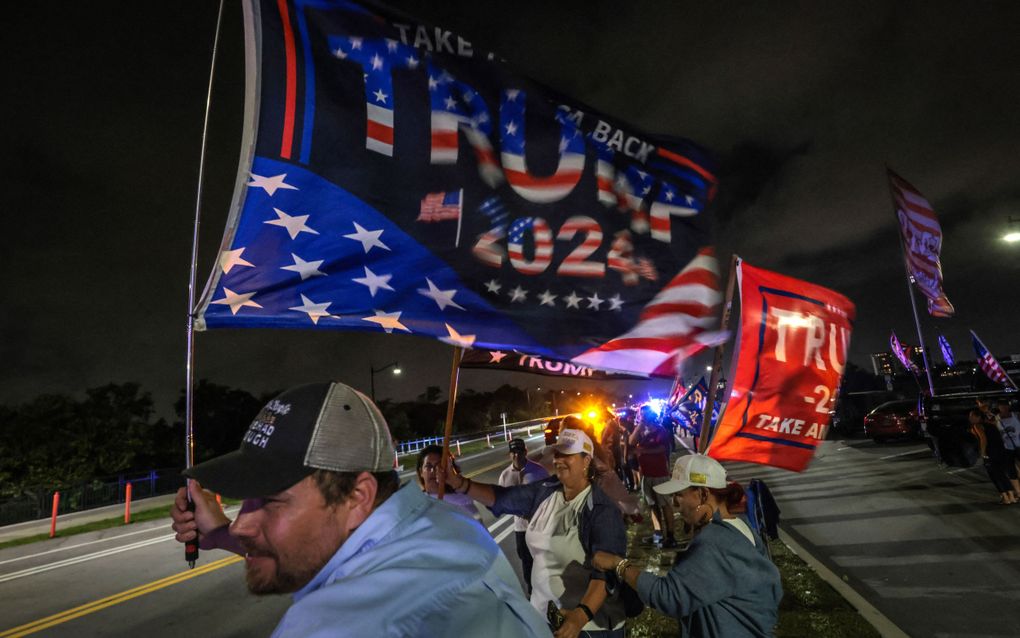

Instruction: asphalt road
[3,435,1018,638]
[724,437,1020,638]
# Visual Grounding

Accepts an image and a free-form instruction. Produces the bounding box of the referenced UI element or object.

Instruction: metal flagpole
[183,0,226,568]
[887,169,937,397]
[903,276,936,397]
[437,347,464,500]
[699,254,739,454]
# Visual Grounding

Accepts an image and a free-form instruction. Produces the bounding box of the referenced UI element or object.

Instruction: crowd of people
[170,381,783,637]
[971,399,1020,504]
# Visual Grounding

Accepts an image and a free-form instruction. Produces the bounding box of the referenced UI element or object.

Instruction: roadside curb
[778,528,909,638]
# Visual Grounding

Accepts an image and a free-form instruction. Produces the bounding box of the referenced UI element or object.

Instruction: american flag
[196,0,718,380]
[888,169,954,317]
[499,92,586,203]
[571,247,726,376]
[889,331,920,374]
[971,330,1018,390]
[417,190,462,222]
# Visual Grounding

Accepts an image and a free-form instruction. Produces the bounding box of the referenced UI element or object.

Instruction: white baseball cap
[653,454,728,494]
[551,428,594,456]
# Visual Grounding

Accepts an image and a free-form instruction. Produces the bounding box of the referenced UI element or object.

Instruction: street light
[370,361,401,402]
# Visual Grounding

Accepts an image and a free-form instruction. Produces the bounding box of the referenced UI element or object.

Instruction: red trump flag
[708,261,855,471]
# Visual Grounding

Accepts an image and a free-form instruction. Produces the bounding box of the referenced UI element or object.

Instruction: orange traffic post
[49,491,60,538]
[124,482,133,524]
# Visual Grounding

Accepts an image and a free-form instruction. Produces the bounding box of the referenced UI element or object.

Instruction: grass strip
[623,514,879,637]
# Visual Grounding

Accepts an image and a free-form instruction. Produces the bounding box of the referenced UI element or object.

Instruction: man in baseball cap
[171,382,549,638]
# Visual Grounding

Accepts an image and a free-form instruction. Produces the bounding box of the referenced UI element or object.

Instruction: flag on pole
[971,331,1017,390]
[667,376,714,436]
[708,261,855,472]
[667,377,686,407]
[417,191,462,222]
[195,0,719,379]
[890,330,921,374]
[936,332,955,367]
[888,169,954,317]
[458,348,645,380]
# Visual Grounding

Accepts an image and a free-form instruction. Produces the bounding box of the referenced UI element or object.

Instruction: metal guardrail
[394,415,563,456]
[0,467,182,527]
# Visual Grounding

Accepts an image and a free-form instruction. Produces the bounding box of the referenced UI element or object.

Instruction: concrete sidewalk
[0,494,179,544]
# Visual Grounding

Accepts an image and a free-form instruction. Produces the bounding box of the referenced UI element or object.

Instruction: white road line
[486,515,513,535]
[1,507,513,584]
[0,535,176,584]
[0,506,242,567]
[878,448,929,461]
[493,523,516,545]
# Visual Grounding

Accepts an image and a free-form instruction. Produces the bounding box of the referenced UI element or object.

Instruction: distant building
[870,353,895,376]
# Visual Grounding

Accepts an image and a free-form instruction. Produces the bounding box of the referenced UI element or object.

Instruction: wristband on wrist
[577,603,594,622]
[615,558,631,582]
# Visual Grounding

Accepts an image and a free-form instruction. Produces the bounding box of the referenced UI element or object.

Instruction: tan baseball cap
[653,454,728,494]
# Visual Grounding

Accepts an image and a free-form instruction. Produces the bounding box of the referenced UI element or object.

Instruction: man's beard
[243,547,327,595]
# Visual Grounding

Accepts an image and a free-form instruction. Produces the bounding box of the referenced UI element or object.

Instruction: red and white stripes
[572,247,725,376]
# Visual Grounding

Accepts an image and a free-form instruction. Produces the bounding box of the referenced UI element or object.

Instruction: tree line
[0,380,585,497]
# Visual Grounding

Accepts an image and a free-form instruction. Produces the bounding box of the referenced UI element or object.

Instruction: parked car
[864,400,922,442]
[543,417,563,445]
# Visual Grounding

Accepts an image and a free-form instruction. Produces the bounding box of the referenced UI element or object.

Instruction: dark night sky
[3,1,1019,417]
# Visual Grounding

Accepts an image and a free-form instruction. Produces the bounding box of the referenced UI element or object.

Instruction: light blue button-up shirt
[270,481,551,638]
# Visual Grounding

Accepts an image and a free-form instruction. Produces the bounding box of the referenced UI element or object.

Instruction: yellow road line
[0,555,243,637]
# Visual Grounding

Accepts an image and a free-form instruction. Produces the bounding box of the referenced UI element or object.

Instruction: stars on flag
[363,310,409,334]
[281,253,325,281]
[220,247,254,274]
[266,208,319,239]
[608,294,624,311]
[288,294,332,325]
[538,290,557,307]
[418,278,464,311]
[488,350,508,363]
[211,288,262,315]
[586,292,604,310]
[248,173,298,196]
[352,266,394,297]
[373,88,388,104]
[485,279,502,294]
[441,323,476,348]
[564,291,582,309]
[343,222,390,253]
[509,285,528,303]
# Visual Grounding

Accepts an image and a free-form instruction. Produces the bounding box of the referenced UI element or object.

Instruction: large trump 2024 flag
[708,262,855,472]
[195,0,722,377]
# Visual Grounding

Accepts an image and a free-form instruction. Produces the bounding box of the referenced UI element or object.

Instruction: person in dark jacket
[970,407,1019,504]
[593,454,782,637]
[444,428,628,638]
